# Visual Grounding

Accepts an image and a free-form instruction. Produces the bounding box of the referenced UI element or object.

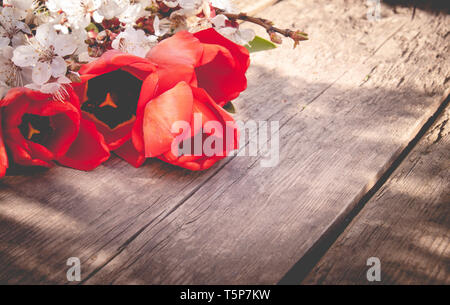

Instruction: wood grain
[0,0,448,284]
[233,0,279,15]
[84,1,449,284]
[0,0,278,285]
[303,103,450,285]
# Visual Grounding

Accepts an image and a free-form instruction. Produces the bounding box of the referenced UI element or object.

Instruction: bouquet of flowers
[0,0,307,176]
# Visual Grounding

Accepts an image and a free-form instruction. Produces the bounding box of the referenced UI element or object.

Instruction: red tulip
[0,114,8,177]
[146,28,250,106]
[77,31,245,170]
[77,50,158,167]
[134,81,239,171]
[0,87,110,172]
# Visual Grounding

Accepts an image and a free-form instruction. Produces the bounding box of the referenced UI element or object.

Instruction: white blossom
[47,13,72,34]
[211,14,255,45]
[0,46,32,98]
[153,16,171,37]
[162,0,181,8]
[67,28,86,52]
[12,24,76,92]
[210,0,234,12]
[25,75,72,96]
[165,0,211,17]
[111,27,158,58]
[1,0,257,96]
[72,27,95,63]
[0,7,32,47]
[118,2,148,25]
[98,0,130,20]
[4,0,41,22]
[46,0,104,30]
[166,0,227,33]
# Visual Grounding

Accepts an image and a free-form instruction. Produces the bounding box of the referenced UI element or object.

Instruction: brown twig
[220,11,308,48]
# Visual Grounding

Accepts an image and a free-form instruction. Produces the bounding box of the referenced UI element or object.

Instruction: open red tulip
[146,28,250,106]
[135,81,239,171]
[77,50,158,167]
[0,87,110,171]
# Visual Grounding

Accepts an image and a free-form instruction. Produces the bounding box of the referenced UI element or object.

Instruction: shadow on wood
[0,63,447,283]
[0,0,449,284]
[383,0,450,14]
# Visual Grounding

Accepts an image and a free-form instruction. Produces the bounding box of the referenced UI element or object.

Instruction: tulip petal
[132,73,159,154]
[194,28,250,71]
[146,31,203,67]
[154,87,240,171]
[57,119,110,171]
[27,141,55,161]
[6,141,53,168]
[82,111,134,150]
[79,50,155,80]
[114,139,145,168]
[194,28,250,106]
[195,44,246,106]
[142,82,194,157]
[0,113,9,177]
[154,64,198,95]
[25,89,81,158]
[77,51,157,153]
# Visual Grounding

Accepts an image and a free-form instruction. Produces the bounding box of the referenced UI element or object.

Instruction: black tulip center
[18,114,53,145]
[81,70,143,130]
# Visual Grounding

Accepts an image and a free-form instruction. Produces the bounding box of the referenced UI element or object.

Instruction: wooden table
[0,0,448,285]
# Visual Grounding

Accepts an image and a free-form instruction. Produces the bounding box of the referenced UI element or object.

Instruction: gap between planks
[303,100,450,284]
[279,91,450,284]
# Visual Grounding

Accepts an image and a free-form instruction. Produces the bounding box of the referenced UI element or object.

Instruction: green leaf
[85,23,99,33]
[223,102,236,114]
[245,36,277,53]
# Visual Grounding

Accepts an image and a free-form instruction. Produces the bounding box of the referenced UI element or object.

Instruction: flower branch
[219,11,308,48]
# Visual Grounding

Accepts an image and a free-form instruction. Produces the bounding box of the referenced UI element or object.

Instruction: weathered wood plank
[0,1,277,286]
[83,2,450,284]
[0,0,448,284]
[233,0,278,14]
[303,102,450,285]
[0,0,303,285]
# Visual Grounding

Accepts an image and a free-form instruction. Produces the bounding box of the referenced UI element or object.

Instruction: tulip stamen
[27,122,41,140]
[18,114,53,145]
[99,92,119,109]
[81,70,142,130]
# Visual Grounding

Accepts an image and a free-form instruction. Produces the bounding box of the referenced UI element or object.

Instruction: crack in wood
[278,93,450,284]
[432,118,448,144]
